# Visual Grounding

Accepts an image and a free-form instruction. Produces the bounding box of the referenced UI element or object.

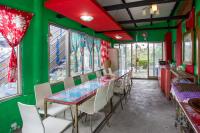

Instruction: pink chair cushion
[185,65,194,74]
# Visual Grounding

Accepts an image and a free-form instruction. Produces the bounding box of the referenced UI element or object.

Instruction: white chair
[18,102,71,133]
[63,77,75,89]
[96,71,102,78]
[108,68,113,75]
[80,74,89,83]
[34,82,70,116]
[106,79,115,111]
[106,79,115,102]
[114,75,128,110]
[126,71,132,94]
[103,69,108,75]
[78,85,108,132]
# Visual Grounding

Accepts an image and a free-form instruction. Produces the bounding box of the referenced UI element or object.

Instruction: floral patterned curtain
[101,40,110,65]
[85,35,93,69]
[94,39,101,67]
[0,5,33,82]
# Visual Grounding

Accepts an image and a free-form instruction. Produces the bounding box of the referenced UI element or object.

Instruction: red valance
[0,5,33,82]
[186,7,195,31]
[164,32,172,63]
[176,23,182,66]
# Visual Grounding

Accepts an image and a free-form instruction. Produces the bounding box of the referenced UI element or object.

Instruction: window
[126,44,132,69]
[0,33,20,100]
[84,36,93,73]
[70,31,83,76]
[94,39,101,71]
[49,24,69,83]
[49,24,106,80]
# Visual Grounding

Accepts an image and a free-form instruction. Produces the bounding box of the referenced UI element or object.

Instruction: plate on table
[188,98,200,114]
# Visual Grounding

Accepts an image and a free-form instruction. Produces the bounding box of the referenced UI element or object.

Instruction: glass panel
[126,44,132,70]
[119,44,126,70]
[114,44,119,49]
[94,39,101,71]
[49,25,68,83]
[84,36,93,73]
[0,33,19,99]
[132,42,148,78]
[149,43,163,77]
[70,31,83,76]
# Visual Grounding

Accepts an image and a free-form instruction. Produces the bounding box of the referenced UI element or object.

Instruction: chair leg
[124,89,128,104]
[85,114,88,122]
[90,115,93,133]
[64,110,66,118]
[110,98,113,112]
[120,96,124,110]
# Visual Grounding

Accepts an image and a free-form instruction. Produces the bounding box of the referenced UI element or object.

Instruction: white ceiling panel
[125,0,141,3]
[153,2,176,18]
[129,6,150,20]
[108,9,131,21]
[121,23,135,28]
[96,0,122,6]
[96,0,176,28]
[137,22,151,26]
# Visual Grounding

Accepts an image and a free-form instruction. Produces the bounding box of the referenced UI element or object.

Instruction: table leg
[74,105,79,133]
[110,98,113,112]
[44,99,47,118]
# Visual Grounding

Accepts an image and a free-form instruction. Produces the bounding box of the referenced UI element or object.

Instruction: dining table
[44,69,130,133]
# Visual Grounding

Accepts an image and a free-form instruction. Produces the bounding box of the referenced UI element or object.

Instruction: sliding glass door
[148,43,163,78]
[116,42,163,79]
[118,44,132,70]
[132,43,148,78]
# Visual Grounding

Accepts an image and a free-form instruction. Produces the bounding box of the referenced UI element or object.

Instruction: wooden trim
[196,11,200,29]
[196,11,200,76]
[182,30,194,65]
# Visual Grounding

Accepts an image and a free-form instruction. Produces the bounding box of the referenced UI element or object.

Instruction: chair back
[80,74,89,83]
[18,102,44,133]
[94,85,108,112]
[123,75,129,93]
[64,77,74,89]
[96,71,102,78]
[103,69,107,75]
[106,79,115,102]
[34,82,52,109]
[108,68,113,75]
[127,71,132,84]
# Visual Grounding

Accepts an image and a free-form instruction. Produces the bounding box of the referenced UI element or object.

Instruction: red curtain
[186,7,195,31]
[176,23,182,66]
[0,5,33,82]
[164,32,172,63]
[101,40,110,65]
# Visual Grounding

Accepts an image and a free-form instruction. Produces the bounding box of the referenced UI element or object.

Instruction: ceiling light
[150,8,154,14]
[156,10,160,15]
[115,35,122,39]
[151,4,158,12]
[80,15,94,22]
[142,9,146,16]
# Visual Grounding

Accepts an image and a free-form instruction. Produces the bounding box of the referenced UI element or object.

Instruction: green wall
[0,0,111,132]
[170,0,200,82]
[1,0,200,132]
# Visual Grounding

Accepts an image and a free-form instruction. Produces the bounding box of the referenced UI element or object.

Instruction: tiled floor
[101,80,177,133]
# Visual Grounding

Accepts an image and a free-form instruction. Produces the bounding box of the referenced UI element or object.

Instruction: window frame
[48,23,103,83]
[48,23,70,83]
[93,38,102,71]
[0,45,22,101]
